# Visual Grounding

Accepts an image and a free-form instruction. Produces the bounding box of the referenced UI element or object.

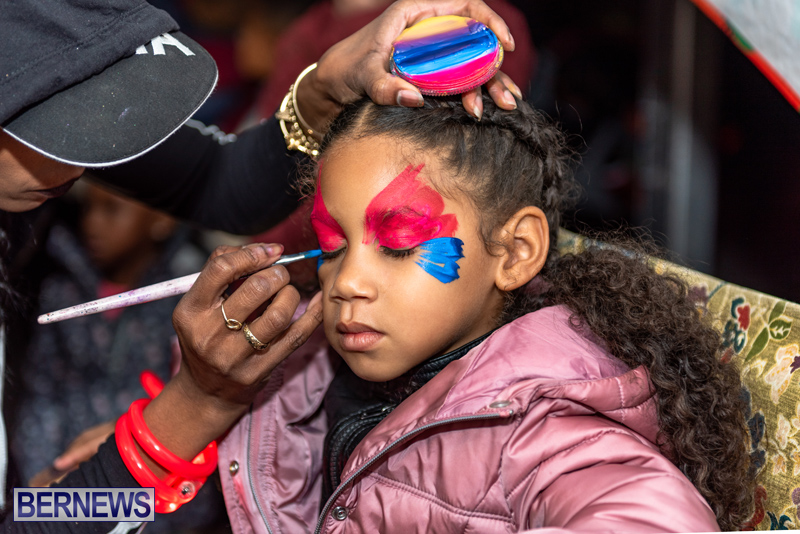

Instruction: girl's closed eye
[380,245,418,259]
[320,248,346,261]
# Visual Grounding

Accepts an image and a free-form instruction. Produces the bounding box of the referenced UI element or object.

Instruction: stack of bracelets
[115,371,218,513]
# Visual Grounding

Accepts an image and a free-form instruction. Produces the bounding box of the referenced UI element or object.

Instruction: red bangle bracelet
[140,370,165,399]
[115,413,198,514]
[128,399,218,479]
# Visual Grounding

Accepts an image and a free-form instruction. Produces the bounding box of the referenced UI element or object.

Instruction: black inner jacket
[321,331,493,504]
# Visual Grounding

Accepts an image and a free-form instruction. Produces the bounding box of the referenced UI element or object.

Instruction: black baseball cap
[0,0,217,167]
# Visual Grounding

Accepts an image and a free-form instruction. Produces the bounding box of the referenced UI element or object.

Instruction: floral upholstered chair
[558,230,800,530]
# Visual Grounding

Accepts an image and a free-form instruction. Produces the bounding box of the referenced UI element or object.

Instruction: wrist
[295,64,342,135]
[144,372,248,460]
[116,371,221,513]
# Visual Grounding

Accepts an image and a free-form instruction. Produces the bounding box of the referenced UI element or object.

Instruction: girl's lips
[336,321,384,351]
[339,331,384,352]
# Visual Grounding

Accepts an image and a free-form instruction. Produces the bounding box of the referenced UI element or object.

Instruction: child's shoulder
[468,305,630,383]
[426,305,655,440]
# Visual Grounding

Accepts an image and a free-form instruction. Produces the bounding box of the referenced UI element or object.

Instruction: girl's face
[313,136,505,382]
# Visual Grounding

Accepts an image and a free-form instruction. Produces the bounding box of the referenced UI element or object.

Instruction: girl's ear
[494,206,549,291]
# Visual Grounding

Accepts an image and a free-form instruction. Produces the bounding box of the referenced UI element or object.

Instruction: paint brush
[37,249,323,324]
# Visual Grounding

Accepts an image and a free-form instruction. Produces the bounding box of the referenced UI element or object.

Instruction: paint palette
[391,15,504,96]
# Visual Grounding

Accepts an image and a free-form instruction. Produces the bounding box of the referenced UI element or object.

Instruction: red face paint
[310,171,346,252]
[364,164,457,249]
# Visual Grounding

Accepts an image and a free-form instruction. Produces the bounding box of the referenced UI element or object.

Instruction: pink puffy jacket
[217,306,719,533]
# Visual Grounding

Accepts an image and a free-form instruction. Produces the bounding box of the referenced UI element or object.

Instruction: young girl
[213,95,753,533]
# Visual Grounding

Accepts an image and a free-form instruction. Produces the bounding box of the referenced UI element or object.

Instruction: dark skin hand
[142,244,322,475]
[298,0,523,134]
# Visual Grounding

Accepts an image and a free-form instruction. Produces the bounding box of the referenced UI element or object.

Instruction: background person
[11,184,224,533]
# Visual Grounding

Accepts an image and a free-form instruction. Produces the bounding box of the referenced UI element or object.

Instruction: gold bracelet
[275,63,320,158]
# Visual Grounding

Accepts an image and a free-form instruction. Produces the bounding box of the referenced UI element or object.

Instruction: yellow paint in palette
[396,16,468,41]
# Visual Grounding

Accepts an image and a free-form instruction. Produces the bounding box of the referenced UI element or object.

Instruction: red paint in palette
[364,164,457,249]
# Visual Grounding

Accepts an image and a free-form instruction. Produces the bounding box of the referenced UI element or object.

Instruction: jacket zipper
[313,411,509,534]
[247,405,275,534]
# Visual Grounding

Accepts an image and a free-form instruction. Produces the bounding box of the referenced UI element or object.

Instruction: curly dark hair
[314,95,754,530]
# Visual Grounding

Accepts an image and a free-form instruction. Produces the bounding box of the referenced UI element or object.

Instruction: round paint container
[391,15,504,96]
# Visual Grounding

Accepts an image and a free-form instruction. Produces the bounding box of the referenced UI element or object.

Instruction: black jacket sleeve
[2,439,143,533]
[89,117,307,236]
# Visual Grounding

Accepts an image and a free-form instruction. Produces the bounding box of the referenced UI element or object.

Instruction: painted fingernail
[264,244,283,257]
[504,90,517,109]
[397,89,424,107]
[472,102,482,121]
[509,81,524,100]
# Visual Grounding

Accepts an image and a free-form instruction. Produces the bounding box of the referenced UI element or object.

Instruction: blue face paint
[416,237,464,283]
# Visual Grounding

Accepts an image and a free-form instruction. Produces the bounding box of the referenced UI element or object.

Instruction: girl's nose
[328,247,378,302]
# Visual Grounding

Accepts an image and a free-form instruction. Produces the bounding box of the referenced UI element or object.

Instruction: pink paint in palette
[391,16,504,96]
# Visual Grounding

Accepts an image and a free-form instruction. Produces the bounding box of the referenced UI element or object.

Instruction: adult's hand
[29,421,116,487]
[298,0,523,132]
[142,243,322,466]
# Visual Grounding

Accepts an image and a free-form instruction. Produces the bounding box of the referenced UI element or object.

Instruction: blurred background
[516,0,800,305]
[4,1,798,531]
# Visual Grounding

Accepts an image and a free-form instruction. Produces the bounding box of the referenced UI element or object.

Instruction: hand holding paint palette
[390,15,504,96]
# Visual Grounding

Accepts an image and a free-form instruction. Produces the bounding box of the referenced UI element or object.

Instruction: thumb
[365,70,424,108]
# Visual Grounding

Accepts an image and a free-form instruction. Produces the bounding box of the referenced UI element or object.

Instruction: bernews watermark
[13,488,155,522]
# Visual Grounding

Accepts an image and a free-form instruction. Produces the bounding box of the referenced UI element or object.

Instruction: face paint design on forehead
[363,164,457,248]
[310,168,346,253]
[365,164,464,283]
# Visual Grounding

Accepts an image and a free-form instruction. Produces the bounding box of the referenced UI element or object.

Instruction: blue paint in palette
[416,237,464,283]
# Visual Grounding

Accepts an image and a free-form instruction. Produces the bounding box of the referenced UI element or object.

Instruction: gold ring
[242,323,270,351]
[221,303,243,331]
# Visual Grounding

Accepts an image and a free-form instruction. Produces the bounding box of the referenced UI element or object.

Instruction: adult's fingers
[185,243,284,311]
[263,291,324,359]
[380,0,513,53]
[220,263,293,325]
[462,86,484,120]
[494,70,524,100]
[485,71,519,110]
[364,70,424,108]
[208,244,242,260]
[212,290,322,392]
[238,284,301,348]
[52,421,115,471]
[459,70,522,119]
